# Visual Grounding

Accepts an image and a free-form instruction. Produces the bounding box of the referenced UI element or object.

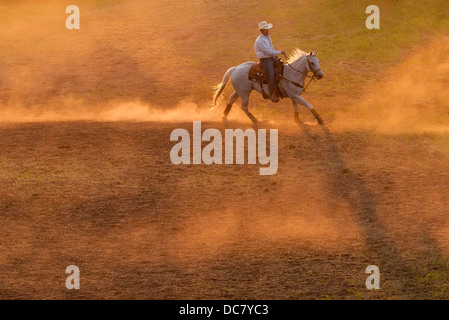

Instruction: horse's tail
[211,66,235,110]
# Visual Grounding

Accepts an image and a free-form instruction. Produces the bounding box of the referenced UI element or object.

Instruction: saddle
[248,57,285,99]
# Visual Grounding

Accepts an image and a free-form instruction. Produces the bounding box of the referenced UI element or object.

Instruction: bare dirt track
[1,0,449,299]
[1,119,449,299]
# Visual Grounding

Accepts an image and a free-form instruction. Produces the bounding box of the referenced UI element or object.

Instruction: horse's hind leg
[240,95,258,126]
[223,91,239,122]
[292,101,300,123]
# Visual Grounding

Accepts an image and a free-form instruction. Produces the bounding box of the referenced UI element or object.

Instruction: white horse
[212,49,324,125]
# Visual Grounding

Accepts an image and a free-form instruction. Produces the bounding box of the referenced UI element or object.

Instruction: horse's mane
[287,48,308,64]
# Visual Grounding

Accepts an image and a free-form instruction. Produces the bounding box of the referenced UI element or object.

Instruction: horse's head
[306,51,323,80]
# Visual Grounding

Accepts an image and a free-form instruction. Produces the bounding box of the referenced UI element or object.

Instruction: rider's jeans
[260,57,276,96]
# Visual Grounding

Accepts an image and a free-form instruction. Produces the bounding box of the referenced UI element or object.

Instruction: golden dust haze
[0,0,448,131]
[340,38,449,134]
[1,0,449,300]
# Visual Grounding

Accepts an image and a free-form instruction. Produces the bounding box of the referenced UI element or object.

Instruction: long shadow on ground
[297,122,424,298]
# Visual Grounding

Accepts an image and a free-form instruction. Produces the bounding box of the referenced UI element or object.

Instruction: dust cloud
[0,0,230,123]
[0,99,234,123]
[340,38,449,134]
[1,1,448,130]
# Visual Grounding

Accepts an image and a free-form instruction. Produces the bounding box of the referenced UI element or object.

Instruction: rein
[284,56,313,78]
[282,53,320,92]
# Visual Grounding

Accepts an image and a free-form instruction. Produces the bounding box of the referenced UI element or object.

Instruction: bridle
[283,53,321,91]
[306,57,322,77]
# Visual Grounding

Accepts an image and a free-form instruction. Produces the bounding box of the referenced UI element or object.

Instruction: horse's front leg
[293,95,323,125]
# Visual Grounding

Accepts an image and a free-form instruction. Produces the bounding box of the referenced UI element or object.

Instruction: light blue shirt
[254,34,281,59]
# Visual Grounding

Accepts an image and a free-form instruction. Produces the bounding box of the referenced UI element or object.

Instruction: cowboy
[254,21,285,102]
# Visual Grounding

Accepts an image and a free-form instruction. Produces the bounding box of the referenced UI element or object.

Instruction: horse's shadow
[296,121,420,297]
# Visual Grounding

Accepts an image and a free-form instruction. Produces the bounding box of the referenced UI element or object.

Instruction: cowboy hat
[258,21,273,30]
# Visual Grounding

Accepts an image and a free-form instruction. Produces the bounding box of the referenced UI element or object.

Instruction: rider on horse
[254,21,286,103]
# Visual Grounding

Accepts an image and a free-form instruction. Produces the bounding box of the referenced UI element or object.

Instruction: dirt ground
[1,0,449,299]
[1,119,449,299]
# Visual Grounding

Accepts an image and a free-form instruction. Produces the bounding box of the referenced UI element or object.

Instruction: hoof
[294,112,300,124]
[251,119,261,129]
[310,109,323,125]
